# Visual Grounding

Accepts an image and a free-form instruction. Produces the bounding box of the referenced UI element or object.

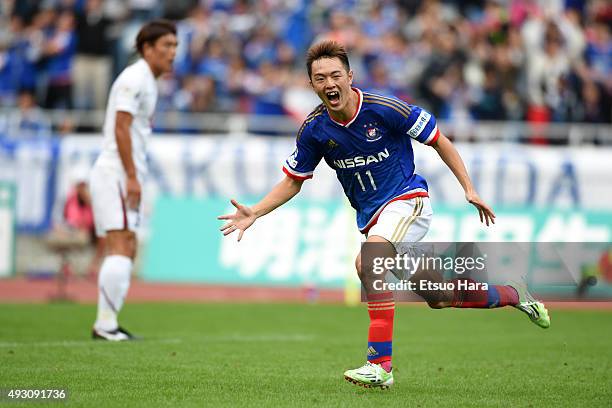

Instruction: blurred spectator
[0,0,609,132]
[196,37,229,89]
[526,23,567,114]
[243,26,279,69]
[163,0,196,21]
[245,61,289,117]
[585,19,611,87]
[1,89,52,138]
[172,75,216,112]
[73,0,112,110]
[55,177,105,279]
[282,71,320,121]
[11,0,41,24]
[64,180,95,233]
[225,55,249,112]
[375,32,413,99]
[69,175,105,276]
[419,26,466,118]
[128,0,162,21]
[361,60,402,98]
[578,80,611,123]
[43,10,76,110]
[244,61,290,134]
[470,62,506,120]
[0,16,37,106]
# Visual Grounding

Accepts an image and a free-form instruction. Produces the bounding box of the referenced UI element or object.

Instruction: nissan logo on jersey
[333,148,390,169]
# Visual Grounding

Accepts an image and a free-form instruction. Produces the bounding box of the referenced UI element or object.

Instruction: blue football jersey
[283,88,440,233]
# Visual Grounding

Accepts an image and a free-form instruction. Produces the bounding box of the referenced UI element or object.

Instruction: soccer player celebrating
[218,41,550,387]
[89,21,177,341]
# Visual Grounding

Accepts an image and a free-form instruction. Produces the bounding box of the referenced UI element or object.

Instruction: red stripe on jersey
[282,166,313,181]
[426,128,441,145]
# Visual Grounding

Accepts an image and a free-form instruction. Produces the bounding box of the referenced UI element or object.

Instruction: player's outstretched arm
[217,176,304,241]
[430,133,496,226]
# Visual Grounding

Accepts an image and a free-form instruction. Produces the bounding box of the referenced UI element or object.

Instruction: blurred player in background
[218,41,550,388]
[89,20,177,341]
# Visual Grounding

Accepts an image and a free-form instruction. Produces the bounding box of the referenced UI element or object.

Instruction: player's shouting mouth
[325,90,341,107]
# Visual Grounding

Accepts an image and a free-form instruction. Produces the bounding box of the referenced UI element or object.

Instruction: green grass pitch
[1,303,611,407]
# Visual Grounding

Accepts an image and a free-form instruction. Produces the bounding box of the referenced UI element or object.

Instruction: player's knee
[106,231,137,259]
[126,233,137,259]
[106,238,121,255]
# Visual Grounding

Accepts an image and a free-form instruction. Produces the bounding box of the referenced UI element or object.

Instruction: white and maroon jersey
[94,58,158,180]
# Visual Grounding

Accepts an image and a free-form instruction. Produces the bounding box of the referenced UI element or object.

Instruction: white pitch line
[0,338,183,348]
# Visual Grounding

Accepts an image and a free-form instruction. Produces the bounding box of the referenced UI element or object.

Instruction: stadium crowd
[0,0,610,134]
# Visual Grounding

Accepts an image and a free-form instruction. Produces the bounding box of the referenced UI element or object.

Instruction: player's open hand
[217,199,257,241]
[466,191,496,226]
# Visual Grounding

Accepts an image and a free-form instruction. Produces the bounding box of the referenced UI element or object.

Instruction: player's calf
[409,267,453,308]
[448,278,518,308]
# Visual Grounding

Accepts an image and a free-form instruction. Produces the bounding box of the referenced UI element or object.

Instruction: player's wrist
[464,185,476,196]
[252,205,263,218]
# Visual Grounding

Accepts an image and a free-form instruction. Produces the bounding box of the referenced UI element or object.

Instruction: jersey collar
[328,87,362,128]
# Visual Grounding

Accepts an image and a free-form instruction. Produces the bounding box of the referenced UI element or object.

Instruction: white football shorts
[367,196,433,255]
[89,165,142,237]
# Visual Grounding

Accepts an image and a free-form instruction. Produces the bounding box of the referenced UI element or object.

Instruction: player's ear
[141,41,152,58]
[348,70,353,85]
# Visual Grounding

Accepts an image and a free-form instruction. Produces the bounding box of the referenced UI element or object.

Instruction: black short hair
[306,40,350,78]
[135,20,176,55]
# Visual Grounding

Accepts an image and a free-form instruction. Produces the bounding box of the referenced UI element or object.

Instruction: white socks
[94,255,133,332]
